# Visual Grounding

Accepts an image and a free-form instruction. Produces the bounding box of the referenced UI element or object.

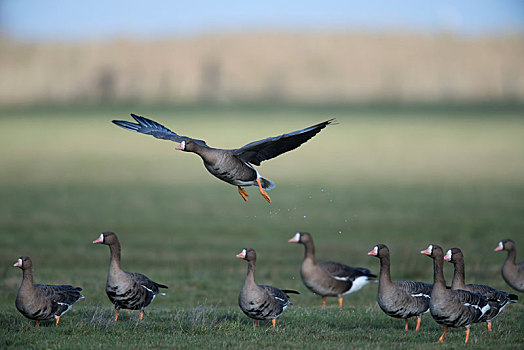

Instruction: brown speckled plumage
[236,248,298,327]
[289,232,375,307]
[495,239,524,292]
[368,244,431,331]
[93,232,167,321]
[14,256,84,326]
[112,114,334,202]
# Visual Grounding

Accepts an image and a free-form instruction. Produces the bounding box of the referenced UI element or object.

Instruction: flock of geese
[13,233,522,344]
[12,116,523,344]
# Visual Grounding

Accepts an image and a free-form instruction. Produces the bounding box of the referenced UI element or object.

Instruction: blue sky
[1,1,523,41]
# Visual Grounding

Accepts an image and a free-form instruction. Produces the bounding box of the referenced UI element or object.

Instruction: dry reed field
[1,32,523,105]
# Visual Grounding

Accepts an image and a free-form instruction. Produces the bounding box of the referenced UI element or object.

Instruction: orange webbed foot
[256,179,271,203]
[238,186,249,202]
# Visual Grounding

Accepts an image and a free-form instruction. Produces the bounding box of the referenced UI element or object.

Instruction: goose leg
[338,297,343,308]
[415,316,421,331]
[436,326,448,343]
[464,327,470,344]
[139,309,144,321]
[56,316,61,326]
[238,186,249,202]
[114,309,120,322]
[35,320,40,327]
[256,179,271,203]
[404,318,409,331]
[253,319,258,328]
[272,319,276,327]
[486,321,492,332]
[322,297,327,308]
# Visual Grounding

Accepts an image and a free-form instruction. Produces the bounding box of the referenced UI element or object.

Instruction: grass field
[1,104,523,348]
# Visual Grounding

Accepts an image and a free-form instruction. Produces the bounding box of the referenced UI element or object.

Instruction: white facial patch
[498,242,503,250]
[293,233,300,242]
[17,258,22,266]
[180,141,186,150]
[98,233,104,242]
[427,245,433,254]
[241,248,247,256]
[372,246,378,255]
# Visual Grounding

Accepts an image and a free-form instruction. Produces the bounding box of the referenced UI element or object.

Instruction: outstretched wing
[112,114,207,147]
[233,119,335,166]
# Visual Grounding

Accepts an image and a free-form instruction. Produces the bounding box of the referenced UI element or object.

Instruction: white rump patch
[344,276,372,295]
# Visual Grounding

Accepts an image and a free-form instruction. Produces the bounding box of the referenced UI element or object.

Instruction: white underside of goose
[341,276,373,295]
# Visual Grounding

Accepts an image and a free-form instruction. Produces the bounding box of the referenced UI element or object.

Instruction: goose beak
[367,247,378,256]
[92,233,104,244]
[236,251,246,259]
[176,141,185,150]
[444,250,452,261]
[420,247,432,255]
[288,233,300,243]
[13,258,22,267]
[494,242,503,251]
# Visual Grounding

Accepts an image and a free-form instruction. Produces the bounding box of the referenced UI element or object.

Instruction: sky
[1,0,523,42]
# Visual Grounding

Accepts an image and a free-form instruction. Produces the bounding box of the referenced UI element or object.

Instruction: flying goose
[236,248,299,327]
[288,232,375,308]
[421,244,490,344]
[444,247,518,331]
[93,232,168,321]
[13,256,84,326]
[112,114,334,203]
[368,244,432,331]
[494,239,524,292]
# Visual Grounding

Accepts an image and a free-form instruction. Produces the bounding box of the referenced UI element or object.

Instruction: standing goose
[13,256,84,327]
[368,244,432,331]
[421,244,490,344]
[444,247,518,331]
[112,114,334,203]
[236,248,299,327]
[494,239,524,292]
[288,232,376,308]
[93,232,168,321]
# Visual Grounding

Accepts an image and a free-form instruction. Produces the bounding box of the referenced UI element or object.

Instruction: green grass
[1,105,523,348]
